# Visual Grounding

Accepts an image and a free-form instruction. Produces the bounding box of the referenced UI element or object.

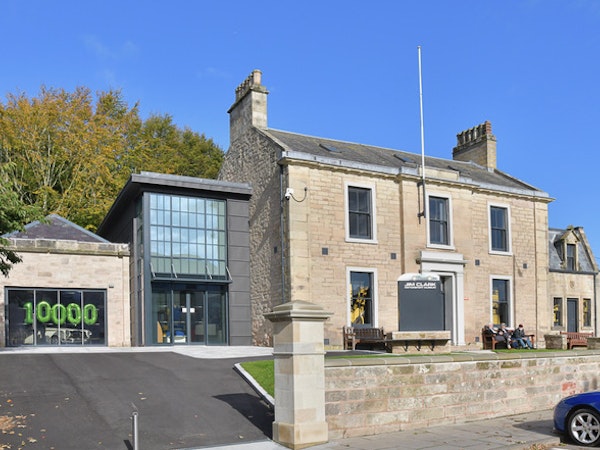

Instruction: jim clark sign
[398,273,444,331]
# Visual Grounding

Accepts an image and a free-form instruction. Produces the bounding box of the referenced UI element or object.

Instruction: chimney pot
[228,69,269,146]
[452,121,497,170]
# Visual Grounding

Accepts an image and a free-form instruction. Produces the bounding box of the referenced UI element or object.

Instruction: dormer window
[566,243,576,271]
[554,231,579,272]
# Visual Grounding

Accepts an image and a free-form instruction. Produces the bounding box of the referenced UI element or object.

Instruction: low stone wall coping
[9,238,129,257]
[588,337,600,350]
[324,349,600,367]
[388,330,451,340]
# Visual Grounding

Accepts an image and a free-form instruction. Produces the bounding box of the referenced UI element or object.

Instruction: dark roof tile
[4,214,109,243]
[263,129,547,196]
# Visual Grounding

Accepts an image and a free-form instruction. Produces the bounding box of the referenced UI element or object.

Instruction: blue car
[554,391,600,446]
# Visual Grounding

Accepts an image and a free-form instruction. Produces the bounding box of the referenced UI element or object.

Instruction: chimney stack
[452,121,497,170]
[228,69,268,146]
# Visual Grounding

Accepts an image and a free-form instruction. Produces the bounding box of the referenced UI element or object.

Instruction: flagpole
[418,45,427,219]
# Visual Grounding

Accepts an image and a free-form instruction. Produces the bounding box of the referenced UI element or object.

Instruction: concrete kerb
[234,362,275,408]
[0,344,275,359]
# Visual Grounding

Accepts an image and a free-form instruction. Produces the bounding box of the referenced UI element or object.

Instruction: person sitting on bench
[512,324,534,349]
[484,323,511,348]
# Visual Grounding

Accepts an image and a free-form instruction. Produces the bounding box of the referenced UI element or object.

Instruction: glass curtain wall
[6,288,106,346]
[149,194,227,280]
[146,193,229,345]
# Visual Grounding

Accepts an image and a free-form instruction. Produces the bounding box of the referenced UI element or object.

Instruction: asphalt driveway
[0,352,273,450]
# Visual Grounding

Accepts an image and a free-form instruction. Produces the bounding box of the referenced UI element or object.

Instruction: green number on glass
[67,303,81,326]
[52,303,67,325]
[83,304,98,326]
[23,302,34,325]
[22,301,97,326]
[36,301,52,323]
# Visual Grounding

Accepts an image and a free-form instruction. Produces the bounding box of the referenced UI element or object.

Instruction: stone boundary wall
[324,350,600,439]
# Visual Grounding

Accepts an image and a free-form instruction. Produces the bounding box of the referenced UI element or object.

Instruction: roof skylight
[319,143,341,153]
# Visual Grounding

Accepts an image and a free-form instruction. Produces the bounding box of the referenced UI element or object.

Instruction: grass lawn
[240,348,571,398]
[240,360,274,397]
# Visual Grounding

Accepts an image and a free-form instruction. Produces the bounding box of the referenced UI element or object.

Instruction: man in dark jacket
[512,324,534,349]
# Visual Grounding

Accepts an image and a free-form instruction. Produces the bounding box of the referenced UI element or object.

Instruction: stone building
[0,215,130,347]
[1,172,252,348]
[2,71,597,350]
[548,226,598,333]
[219,70,598,348]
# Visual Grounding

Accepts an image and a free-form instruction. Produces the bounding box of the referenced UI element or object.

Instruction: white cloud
[83,35,139,60]
[100,69,118,87]
[196,67,230,80]
[84,35,115,59]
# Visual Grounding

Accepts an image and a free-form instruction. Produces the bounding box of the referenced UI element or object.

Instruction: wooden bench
[561,331,594,349]
[482,327,508,350]
[481,327,535,350]
[343,326,386,350]
[386,331,451,354]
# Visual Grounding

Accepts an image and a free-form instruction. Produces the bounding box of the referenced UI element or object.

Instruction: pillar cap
[265,300,333,322]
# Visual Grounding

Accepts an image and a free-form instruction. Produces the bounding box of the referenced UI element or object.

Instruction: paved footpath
[192,408,581,450]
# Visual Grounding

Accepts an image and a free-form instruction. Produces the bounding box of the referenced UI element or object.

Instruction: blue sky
[2,1,600,256]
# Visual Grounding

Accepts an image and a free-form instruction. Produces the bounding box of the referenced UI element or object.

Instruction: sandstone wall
[324,351,600,439]
[0,239,130,347]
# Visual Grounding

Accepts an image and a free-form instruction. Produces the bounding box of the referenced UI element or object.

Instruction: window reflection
[149,193,227,279]
[6,288,106,347]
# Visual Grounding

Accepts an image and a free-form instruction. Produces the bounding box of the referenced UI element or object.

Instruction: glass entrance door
[151,283,227,345]
[171,291,188,344]
[174,290,207,344]
[206,289,227,345]
[189,292,204,343]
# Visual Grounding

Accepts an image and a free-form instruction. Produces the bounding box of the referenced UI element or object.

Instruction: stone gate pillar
[264,300,332,450]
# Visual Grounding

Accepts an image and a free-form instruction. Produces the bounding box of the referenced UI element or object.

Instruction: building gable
[3,214,108,243]
[549,227,598,273]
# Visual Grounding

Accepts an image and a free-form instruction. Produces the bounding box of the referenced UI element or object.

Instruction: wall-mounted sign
[398,273,444,331]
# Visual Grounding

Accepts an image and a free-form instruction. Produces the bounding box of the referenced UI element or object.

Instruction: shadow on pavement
[513,418,556,437]
[214,393,274,438]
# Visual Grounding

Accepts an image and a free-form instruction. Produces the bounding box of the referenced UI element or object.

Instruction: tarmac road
[0,350,274,450]
[0,346,595,450]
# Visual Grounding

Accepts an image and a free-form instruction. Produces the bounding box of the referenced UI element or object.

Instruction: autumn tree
[0,165,42,276]
[0,86,224,233]
[137,114,223,178]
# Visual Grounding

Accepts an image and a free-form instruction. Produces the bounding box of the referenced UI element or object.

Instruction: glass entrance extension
[152,282,227,345]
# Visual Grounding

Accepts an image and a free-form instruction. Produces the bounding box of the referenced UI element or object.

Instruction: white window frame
[426,192,454,249]
[488,203,512,255]
[346,267,378,327]
[345,181,377,244]
[489,275,513,327]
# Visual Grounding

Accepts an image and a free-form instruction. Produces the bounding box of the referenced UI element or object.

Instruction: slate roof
[548,227,597,273]
[3,214,109,243]
[262,129,550,198]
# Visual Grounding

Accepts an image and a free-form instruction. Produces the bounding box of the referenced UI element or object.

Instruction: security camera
[284,188,294,200]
